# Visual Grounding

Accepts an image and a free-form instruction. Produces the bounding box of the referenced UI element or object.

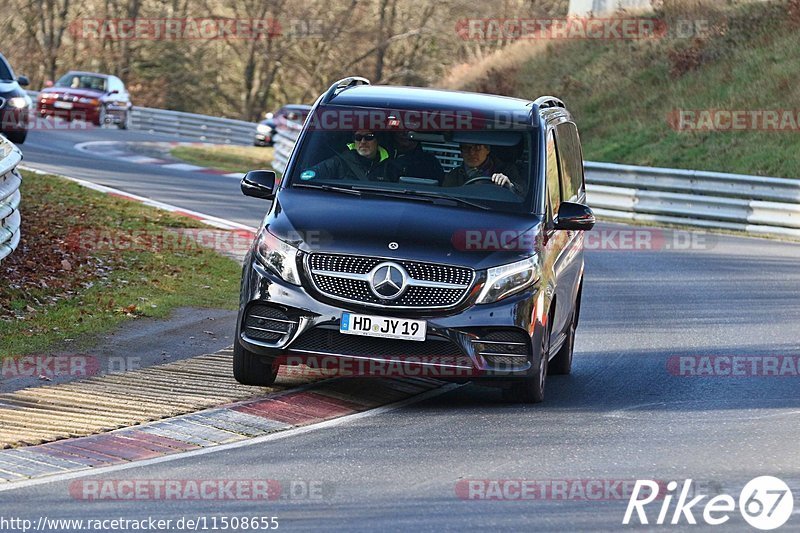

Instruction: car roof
[61,71,112,79]
[327,85,535,124]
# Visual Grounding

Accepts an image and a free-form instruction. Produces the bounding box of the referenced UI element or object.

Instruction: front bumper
[39,101,100,123]
[237,256,547,381]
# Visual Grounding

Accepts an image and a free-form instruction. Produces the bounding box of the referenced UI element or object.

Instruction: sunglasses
[460,144,486,152]
[354,133,376,142]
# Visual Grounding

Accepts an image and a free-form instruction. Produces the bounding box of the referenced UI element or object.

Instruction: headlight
[7,97,28,109]
[257,124,272,135]
[476,256,539,304]
[78,97,99,105]
[255,229,301,285]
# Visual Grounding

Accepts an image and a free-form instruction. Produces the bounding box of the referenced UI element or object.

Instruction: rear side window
[554,122,584,202]
[546,129,561,219]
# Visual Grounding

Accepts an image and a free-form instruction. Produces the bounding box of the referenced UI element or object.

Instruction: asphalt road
[3,127,799,531]
[19,126,268,227]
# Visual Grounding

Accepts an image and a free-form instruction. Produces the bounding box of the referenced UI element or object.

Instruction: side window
[554,122,584,202]
[546,129,561,221]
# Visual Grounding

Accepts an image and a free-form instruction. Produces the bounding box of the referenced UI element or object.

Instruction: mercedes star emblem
[369,262,407,299]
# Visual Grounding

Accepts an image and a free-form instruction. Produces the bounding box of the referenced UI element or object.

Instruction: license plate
[340,312,426,342]
[53,101,73,109]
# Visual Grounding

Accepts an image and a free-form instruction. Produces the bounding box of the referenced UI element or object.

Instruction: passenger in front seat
[306,130,393,182]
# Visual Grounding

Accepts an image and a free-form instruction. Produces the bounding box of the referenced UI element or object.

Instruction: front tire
[503,322,550,404]
[233,341,279,386]
[548,309,576,375]
[118,110,130,130]
[4,130,27,145]
[95,105,107,127]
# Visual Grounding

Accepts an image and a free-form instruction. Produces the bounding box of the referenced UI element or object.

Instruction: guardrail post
[0,137,23,262]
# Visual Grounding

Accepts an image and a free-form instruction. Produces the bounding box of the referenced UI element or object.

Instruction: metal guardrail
[0,136,23,262]
[131,107,257,145]
[271,117,303,175]
[272,121,800,238]
[585,162,800,238]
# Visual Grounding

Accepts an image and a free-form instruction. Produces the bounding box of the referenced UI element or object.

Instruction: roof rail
[321,76,371,105]
[534,96,565,109]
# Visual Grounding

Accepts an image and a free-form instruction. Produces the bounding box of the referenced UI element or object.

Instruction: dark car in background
[234,78,595,403]
[0,52,31,144]
[254,104,311,146]
[38,71,132,129]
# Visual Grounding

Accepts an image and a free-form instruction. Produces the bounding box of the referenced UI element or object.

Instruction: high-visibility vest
[346,143,390,162]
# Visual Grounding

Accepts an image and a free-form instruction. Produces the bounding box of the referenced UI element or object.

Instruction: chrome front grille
[306,253,474,309]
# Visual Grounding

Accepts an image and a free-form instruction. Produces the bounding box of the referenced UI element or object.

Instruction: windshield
[0,56,13,81]
[287,116,535,213]
[55,73,107,92]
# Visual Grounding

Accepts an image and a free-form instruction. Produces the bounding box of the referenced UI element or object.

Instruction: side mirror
[17,76,29,87]
[554,201,595,231]
[241,170,277,200]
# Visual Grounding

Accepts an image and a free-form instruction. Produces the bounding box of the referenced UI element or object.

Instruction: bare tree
[21,0,73,81]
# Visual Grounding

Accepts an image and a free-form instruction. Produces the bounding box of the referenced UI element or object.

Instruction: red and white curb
[19,166,256,234]
[73,141,246,179]
[0,378,456,490]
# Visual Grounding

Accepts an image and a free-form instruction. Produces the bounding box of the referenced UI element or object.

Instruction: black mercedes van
[234,77,594,403]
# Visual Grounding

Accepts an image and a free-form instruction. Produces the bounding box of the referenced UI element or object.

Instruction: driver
[306,129,393,182]
[443,143,525,194]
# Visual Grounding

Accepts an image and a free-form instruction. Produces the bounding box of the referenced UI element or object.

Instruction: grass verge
[171,145,275,174]
[0,171,242,358]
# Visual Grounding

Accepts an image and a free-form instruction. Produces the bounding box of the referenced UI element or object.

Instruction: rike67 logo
[623,477,794,530]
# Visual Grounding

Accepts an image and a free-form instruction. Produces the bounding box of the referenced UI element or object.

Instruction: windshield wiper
[293,183,361,196]
[350,186,491,211]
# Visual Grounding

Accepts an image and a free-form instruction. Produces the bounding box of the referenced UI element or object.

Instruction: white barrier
[0,136,23,261]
